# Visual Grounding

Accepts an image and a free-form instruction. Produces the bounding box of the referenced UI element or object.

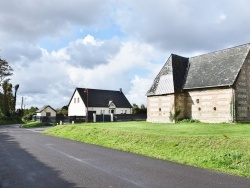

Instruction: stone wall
[182,88,233,123]
[235,58,250,122]
[147,88,233,123]
[147,95,175,123]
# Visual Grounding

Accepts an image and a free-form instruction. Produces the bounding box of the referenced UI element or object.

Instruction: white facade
[68,90,86,116]
[68,90,132,116]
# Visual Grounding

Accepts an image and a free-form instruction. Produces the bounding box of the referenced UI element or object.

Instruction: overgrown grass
[44,121,250,178]
[22,121,47,128]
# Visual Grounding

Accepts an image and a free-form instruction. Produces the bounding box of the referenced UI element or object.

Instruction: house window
[77,97,79,103]
[46,112,51,117]
[74,98,76,103]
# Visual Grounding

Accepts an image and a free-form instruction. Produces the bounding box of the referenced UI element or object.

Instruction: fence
[34,113,147,124]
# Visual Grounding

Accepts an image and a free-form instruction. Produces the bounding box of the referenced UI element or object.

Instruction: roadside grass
[22,121,49,128]
[44,121,250,178]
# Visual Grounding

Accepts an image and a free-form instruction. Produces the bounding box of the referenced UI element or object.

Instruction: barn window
[196,99,200,103]
[198,107,201,111]
[159,108,161,112]
[213,107,217,111]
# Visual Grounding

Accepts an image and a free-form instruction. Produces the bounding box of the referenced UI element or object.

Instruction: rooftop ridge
[189,43,250,60]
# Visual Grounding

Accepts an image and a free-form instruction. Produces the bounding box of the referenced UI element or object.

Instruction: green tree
[0,58,13,85]
[140,104,147,114]
[2,79,13,116]
[22,106,38,121]
[132,103,147,114]
[57,105,68,116]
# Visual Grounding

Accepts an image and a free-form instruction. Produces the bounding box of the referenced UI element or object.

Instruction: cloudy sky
[1,0,250,109]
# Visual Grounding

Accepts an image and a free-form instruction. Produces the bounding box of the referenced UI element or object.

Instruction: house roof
[147,43,250,96]
[36,105,56,113]
[71,88,132,108]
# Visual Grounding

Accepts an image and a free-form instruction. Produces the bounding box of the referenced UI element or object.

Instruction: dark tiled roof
[36,105,56,113]
[146,54,189,96]
[75,88,132,108]
[184,44,250,89]
[147,43,250,96]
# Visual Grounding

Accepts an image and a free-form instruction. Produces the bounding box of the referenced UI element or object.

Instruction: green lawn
[44,121,250,178]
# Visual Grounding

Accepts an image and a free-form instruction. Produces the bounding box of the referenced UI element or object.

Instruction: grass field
[44,121,250,178]
[22,121,49,128]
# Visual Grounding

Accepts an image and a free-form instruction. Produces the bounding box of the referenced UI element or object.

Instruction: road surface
[0,124,249,188]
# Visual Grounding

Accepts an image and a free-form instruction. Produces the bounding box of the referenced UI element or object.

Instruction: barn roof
[147,54,189,96]
[184,43,250,89]
[71,88,132,108]
[147,43,250,96]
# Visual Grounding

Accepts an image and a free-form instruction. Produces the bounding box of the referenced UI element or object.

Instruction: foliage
[0,115,23,125]
[22,106,38,121]
[56,105,68,116]
[0,58,13,85]
[1,79,14,116]
[44,121,250,178]
[132,104,147,114]
[169,109,181,122]
[178,119,200,123]
[0,58,19,120]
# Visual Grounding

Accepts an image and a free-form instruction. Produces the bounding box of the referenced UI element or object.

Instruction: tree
[13,84,19,112]
[2,79,13,116]
[0,58,13,86]
[132,103,147,114]
[57,105,68,116]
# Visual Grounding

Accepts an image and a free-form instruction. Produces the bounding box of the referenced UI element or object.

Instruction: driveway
[0,124,249,188]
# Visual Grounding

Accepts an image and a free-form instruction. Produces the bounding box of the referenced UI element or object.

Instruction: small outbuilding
[36,105,57,117]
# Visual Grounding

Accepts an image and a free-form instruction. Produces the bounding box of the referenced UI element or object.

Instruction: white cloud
[3,0,250,111]
[12,35,164,109]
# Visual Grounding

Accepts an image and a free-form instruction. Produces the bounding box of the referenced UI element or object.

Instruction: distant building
[68,88,132,117]
[36,105,57,117]
[147,43,250,123]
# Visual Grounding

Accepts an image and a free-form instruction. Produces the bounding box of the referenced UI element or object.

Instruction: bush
[179,119,200,123]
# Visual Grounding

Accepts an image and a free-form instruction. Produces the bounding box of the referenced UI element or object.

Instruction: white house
[36,105,57,117]
[68,88,132,117]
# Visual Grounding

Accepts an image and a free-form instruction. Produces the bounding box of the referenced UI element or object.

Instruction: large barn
[147,43,250,123]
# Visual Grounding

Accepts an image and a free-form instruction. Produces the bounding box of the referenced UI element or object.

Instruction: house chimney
[120,88,122,93]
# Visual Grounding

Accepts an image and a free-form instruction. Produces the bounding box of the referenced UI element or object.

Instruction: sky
[1,0,250,109]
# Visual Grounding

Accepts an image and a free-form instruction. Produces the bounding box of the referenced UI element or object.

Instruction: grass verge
[22,121,48,128]
[44,121,250,178]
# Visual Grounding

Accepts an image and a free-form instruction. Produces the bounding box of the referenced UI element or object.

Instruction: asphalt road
[0,125,250,188]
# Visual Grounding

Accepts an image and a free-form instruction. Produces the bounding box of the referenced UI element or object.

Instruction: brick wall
[235,58,250,122]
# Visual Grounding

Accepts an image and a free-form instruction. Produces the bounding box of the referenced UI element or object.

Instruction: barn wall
[147,94,175,123]
[235,58,250,122]
[183,88,233,123]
